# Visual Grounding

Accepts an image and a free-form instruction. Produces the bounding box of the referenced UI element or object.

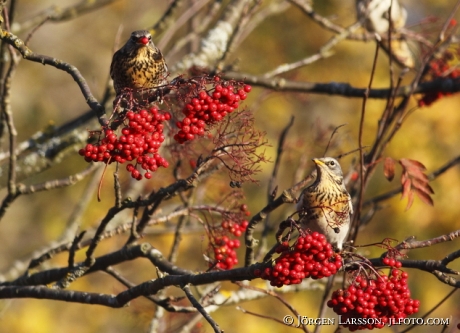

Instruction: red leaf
[383,157,395,181]
[399,158,434,209]
[405,191,414,211]
[411,178,435,195]
[400,158,427,171]
[405,165,429,181]
[414,188,434,206]
[401,177,411,200]
[401,171,408,185]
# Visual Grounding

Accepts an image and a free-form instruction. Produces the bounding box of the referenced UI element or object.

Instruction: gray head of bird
[126,30,153,49]
[312,157,345,187]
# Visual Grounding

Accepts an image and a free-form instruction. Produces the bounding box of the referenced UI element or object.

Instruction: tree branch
[0,29,107,125]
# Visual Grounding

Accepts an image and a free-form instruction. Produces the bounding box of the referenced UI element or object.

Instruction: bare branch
[0,29,107,125]
[183,285,223,333]
[224,71,460,98]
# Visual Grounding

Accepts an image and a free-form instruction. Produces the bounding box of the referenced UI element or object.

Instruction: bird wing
[109,49,122,80]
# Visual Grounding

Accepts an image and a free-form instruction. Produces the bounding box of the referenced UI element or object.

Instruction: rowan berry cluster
[221,219,249,237]
[79,107,170,180]
[209,236,241,270]
[174,78,252,143]
[328,262,420,331]
[255,232,342,287]
[419,46,460,107]
[382,256,402,268]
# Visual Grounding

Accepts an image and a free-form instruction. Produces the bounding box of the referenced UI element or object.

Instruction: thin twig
[245,176,311,266]
[1,8,20,202]
[234,281,309,333]
[104,267,169,307]
[314,275,335,333]
[438,0,460,42]
[59,165,103,243]
[68,231,86,269]
[165,1,222,60]
[113,164,122,207]
[263,22,361,78]
[267,116,294,204]
[182,284,223,333]
[323,124,346,157]
[0,164,98,221]
[237,306,289,326]
[350,41,380,244]
[156,0,209,50]
[128,197,142,243]
[215,1,261,71]
[256,116,294,261]
[150,0,186,37]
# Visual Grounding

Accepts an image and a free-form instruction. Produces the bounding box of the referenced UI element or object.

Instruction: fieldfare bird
[110,30,168,98]
[297,157,353,250]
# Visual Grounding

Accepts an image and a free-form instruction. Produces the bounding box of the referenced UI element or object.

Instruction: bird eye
[328,160,335,166]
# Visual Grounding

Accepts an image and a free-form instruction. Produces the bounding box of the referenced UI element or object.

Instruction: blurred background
[0,0,460,332]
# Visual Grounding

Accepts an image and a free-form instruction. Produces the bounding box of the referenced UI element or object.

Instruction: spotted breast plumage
[297,157,353,250]
[110,30,168,97]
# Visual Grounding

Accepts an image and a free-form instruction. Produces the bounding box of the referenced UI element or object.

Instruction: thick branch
[224,71,460,99]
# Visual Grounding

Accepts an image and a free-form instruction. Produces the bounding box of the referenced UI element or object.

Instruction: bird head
[129,30,152,47]
[312,157,345,187]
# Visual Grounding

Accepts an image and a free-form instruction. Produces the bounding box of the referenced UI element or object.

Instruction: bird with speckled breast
[297,157,353,250]
[110,30,168,98]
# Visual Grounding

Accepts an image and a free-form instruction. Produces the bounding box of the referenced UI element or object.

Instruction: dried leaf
[383,157,395,181]
[399,158,434,209]
[401,177,411,200]
[401,171,408,185]
[411,178,435,195]
[405,164,429,179]
[400,158,427,171]
[405,191,414,211]
[414,188,434,206]
[410,171,429,183]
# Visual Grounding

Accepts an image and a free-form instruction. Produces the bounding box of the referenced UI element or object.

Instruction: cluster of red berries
[419,48,460,107]
[210,236,241,270]
[382,256,402,268]
[174,78,252,143]
[328,263,419,330]
[221,219,249,237]
[79,107,170,180]
[254,232,342,287]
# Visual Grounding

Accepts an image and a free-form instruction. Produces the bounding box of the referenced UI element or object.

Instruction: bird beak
[312,158,325,167]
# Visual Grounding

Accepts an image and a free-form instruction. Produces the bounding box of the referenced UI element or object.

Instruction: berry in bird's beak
[138,36,149,45]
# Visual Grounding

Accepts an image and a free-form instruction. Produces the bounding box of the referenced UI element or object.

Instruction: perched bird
[356,0,414,68]
[297,157,353,250]
[110,30,168,98]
